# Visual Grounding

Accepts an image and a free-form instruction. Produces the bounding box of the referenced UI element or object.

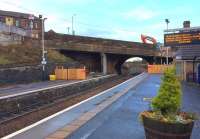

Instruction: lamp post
[165,19,170,65]
[165,19,170,31]
[72,14,76,35]
[39,15,47,80]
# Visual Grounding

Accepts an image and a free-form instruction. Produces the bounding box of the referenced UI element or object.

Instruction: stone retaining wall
[0,62,80,84]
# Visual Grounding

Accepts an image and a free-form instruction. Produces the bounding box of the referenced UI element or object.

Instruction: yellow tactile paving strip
[46,74,147,139]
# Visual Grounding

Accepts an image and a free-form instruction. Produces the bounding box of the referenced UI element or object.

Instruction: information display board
[164,31,200,46]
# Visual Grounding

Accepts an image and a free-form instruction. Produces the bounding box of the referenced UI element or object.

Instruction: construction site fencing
[147,64,174,74]
[54,66,86,80]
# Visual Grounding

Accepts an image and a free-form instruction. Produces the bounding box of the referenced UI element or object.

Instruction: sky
[1,0,200,43]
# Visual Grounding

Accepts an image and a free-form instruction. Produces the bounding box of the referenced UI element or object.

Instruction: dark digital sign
[164,31,200,46]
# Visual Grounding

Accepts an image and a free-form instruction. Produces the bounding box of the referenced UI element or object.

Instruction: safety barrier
[148,65,173,74]
[54,66,86,80]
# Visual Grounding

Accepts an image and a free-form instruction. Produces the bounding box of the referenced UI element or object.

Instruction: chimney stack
[183,21,190,28]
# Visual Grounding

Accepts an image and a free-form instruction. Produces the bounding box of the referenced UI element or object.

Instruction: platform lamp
[165,19,170,65]
[165,19,170,31]
[39,14,47,80]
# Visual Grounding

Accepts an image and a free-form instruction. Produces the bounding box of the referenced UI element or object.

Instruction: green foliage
[0,45,74,65]
[152,44,157,49]
[47,49,74,63]
[151,67,182,115]
[0,56,12,64]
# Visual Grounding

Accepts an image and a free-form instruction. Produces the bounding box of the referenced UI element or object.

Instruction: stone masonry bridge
[44,31,172,74]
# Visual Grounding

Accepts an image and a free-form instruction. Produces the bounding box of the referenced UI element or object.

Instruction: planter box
[142,115,194,139]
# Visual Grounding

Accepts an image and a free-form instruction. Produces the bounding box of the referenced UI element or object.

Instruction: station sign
[164,31,200,46]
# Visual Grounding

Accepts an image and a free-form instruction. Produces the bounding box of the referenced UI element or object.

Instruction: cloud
[0,0,72,33]
[0,0,162,42]
[80,27,138,42]
[0,0,42,15]
[124,7,158,20]
[45,16,71,33]
[59,0,92,4]
[149,23,166,30]
[0,0,24,12]
[108,28,138,41]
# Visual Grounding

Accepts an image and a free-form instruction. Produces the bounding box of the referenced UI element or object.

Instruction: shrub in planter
[152,68,181,115]
[140,68,197,139]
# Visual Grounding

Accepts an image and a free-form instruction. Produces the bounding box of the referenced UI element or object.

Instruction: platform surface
[69,75,200,139]
[4,74,200,139]
[4,74,145,139]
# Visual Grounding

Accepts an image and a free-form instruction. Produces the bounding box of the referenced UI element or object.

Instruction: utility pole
[72,14,76,35]
[39,15,47,80]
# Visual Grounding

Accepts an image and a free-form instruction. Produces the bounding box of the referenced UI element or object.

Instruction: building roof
[164,26,200,33]
[0,10,39,19]
[176,45,200,60]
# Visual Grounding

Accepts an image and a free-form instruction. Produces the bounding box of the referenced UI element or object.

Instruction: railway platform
[2,73,147,139]
[3,74,200,139]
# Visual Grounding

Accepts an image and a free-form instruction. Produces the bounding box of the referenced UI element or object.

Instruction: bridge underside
[59,50,173,74]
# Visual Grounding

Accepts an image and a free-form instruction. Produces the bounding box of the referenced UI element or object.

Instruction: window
[35,34,39,38]
[30,21,33,29]
[20,19,27,29]
[6,17,14,25]
[35,22,38,29]
[16,20,19,27]
[0,16,3,22]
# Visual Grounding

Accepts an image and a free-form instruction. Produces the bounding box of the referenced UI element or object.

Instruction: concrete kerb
[46,73,148,139]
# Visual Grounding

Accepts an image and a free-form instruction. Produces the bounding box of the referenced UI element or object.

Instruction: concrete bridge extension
[44,32,172,74]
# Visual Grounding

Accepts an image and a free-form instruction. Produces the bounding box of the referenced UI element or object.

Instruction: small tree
[151,68,182,115]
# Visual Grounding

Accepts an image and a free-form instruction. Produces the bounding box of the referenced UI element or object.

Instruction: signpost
[39,15,47,81]
[164,31,200,46]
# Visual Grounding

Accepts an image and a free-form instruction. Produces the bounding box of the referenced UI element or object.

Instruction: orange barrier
[76,68,86,80]
[55,66,68,80]
[148,65,173,74]
[54,66,86,80]
[68,69,77,80]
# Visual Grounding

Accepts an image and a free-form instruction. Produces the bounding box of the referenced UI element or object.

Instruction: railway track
[0,75,134,137]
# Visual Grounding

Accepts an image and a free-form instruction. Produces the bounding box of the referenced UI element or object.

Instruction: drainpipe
[193,56,197,82]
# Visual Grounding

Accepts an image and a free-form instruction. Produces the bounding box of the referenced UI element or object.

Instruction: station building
[164,21,200,83]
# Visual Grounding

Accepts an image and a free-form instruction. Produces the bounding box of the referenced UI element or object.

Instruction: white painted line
[2,73,146,139]
[0,74,115,100]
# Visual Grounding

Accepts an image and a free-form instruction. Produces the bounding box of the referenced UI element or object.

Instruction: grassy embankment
[0,45,74,65]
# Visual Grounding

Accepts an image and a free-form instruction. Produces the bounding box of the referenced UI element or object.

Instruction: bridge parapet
[45,32,156,49]
[46,40,160,57]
